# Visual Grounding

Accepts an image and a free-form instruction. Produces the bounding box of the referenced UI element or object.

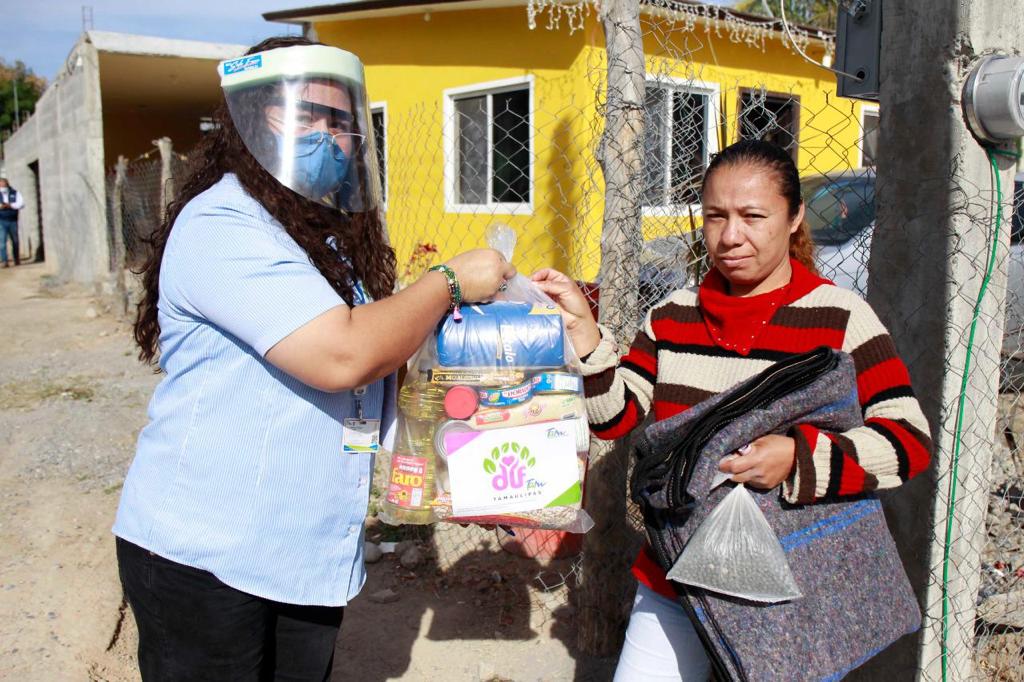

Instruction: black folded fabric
[631,347,920,682]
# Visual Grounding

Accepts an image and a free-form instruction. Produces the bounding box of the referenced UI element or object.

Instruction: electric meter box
[835,0,882,102]
[963,55,1024,142]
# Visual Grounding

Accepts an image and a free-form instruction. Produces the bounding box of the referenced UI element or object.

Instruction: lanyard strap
[353,385,367,420]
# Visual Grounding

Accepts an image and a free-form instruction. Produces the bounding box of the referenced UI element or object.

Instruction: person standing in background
[0,177,24,267]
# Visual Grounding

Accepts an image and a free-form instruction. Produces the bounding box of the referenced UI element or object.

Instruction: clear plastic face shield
[219,45,381,212]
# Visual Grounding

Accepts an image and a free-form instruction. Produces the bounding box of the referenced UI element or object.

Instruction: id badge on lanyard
[342,385,380,455]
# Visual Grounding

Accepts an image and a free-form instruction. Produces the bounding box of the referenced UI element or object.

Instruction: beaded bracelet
[428,264,463,320]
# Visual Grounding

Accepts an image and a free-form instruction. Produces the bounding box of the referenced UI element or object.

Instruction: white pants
[613,583,712,682]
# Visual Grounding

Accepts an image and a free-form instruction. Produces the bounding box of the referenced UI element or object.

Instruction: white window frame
[370,101,388,211]
[443,75,535,215]
[641,76,721,218]
[859,103,880,168]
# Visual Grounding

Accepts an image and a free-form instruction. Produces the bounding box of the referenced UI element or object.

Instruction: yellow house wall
[316,8,601,280]
[636,13,874,241]
[315,9,874,282]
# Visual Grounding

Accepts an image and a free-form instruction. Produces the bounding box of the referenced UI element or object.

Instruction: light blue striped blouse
[113,174,396,606]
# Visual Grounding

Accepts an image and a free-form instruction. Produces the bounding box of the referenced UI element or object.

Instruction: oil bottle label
[386,454,428,508]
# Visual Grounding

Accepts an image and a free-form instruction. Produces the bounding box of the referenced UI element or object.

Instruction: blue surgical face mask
[279,132,350,200]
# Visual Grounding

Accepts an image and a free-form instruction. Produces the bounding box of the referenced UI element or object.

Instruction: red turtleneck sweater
[579,259,932,598]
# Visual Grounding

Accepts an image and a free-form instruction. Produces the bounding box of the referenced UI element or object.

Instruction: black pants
[116,537,344,682]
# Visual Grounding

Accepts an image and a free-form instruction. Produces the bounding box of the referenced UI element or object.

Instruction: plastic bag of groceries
[667,470,801,603]
[378,225,594,533]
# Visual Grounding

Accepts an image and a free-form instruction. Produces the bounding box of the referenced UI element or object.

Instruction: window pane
[642,86,668,208]
[669,92,707,206]
[861,111,879,167]
[455,96,488,204]
[491,89,530,203]
[739,92,799,160]
[371,110,386,204]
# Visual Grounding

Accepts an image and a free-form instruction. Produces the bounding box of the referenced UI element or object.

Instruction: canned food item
[434,419,475,460]
[477,380,534,408]
[531,371,583,394]
[444,385,480,419]
[470,394,585,430]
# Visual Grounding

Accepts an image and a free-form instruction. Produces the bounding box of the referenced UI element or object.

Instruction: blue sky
[2,0,738,83]
[0,0,314,81]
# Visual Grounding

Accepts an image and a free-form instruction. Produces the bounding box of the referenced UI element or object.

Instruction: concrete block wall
[2,113,41,263]
[3,40,110,283]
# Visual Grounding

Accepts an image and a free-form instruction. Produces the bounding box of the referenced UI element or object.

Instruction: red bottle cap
[444,385,480,419]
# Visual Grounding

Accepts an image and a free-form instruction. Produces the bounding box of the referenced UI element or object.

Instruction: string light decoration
[526,0,834,58]
[527,0,594,33]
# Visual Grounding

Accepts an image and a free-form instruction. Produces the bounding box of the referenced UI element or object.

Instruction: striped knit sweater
[580,260,933,595]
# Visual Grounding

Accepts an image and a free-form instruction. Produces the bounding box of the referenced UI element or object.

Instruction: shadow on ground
[332,522,622,681]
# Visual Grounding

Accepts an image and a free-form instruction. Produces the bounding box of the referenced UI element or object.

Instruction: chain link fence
[102,4,1024,674]
[937,157,1024,681]
[106,139,189,275]
[368,0,899,655]
[792,138,1024,681]
[107,155,161,271]
[376,0,1024,676]
[982,177,1024,681]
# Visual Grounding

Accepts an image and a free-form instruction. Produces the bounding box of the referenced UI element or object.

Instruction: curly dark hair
[133,36,396,364]
[701,138,819,275]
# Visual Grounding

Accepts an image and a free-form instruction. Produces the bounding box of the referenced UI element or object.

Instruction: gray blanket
[632,348,920,681]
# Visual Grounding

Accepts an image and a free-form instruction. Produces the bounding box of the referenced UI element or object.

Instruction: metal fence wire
[105,3,1024,675]
[381,0,1024,676]
[982,178,1024,682]
[106,143,190,274]
[945,160,1024,682]
[119,156,163,268]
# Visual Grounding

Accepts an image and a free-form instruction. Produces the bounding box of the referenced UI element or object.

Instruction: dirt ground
[0,264,617,682]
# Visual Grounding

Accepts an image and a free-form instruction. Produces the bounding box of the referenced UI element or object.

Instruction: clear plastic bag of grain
[667,481,801,603]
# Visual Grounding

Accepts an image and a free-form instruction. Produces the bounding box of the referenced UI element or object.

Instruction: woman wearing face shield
[111,37,514,681]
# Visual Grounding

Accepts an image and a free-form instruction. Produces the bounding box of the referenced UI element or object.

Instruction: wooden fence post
[155,136,174,219]
[112,155,128,316]
[577,0,646,657]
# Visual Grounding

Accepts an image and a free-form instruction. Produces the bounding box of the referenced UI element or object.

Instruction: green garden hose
[941,147,1011,681]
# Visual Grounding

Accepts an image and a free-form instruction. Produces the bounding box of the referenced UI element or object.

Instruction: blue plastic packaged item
[437,301,566,369]
[531,371,583,394]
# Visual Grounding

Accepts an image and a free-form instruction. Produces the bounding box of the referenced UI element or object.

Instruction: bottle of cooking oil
[381,377,446,524]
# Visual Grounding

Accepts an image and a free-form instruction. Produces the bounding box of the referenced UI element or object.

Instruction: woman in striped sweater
[533,139,932,680]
